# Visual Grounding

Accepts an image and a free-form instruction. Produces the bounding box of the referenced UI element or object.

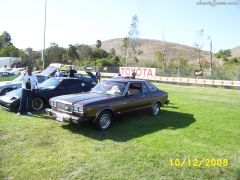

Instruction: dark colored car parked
[0,73,96,111]
[46,79,169,130]
[111,76,133,80]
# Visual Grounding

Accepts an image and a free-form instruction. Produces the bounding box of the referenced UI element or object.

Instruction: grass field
[0,82,239,179]
[0,75,17,82]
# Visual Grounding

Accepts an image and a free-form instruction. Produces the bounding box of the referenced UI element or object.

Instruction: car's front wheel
[32,98,44,111]
[93,111,112,130]
[151,102,161,116]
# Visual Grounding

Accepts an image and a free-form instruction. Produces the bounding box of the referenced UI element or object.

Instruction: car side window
[128,83,142,96]
[142,83,150,94]
[146,82,157,91]
[59,80,78,89]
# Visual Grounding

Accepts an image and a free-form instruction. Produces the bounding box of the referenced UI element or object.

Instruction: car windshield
[38,77,61,89]
[12,75,23,82]
[91,81,127,95]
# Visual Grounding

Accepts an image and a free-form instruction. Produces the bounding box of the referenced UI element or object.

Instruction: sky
[0,0,239,52]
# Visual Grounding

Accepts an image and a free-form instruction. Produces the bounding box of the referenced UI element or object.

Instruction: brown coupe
[46,79,169,130]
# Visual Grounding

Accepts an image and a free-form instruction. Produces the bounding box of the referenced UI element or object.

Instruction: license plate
[56,115,63,121]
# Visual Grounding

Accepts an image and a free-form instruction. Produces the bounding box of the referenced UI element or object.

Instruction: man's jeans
[19,89,32,113]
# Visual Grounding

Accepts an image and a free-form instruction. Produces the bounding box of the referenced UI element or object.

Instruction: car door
[55,79,80,96]
[141,82,155,108]
[120,82,146,113]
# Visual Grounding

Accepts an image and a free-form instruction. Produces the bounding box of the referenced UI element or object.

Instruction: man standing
[96,69,101,82]
[67,66,77,77]
[132,69,136,79]
[17,66,38,116]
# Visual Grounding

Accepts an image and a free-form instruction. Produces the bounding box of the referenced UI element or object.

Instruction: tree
[229,57,240,64]
[126,14,139,65]
[21,47,41,67]
[214,49,232,62]
[161,32,168,71]
[121,37,129,65]
[155,51,164,68]
[0,45,20,57]
[96,40,102,49]
[92,49,108,59]
[207,36,213,74]
[75,44,93,61]
[63,44,79,64]
[193,29,205,70]
[0,31,12,47]
[109,48,116,57]
[45,43,66,66]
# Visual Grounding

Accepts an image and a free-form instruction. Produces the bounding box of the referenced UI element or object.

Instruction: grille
[56,102,73,112]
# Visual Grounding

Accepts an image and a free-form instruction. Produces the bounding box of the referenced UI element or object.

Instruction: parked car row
[0,71,97,110]
[0,69,169,130]
[0,68,25,76]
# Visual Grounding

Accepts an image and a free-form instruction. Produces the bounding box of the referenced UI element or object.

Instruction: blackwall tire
[151,102,160,116]
[93,111,112,130]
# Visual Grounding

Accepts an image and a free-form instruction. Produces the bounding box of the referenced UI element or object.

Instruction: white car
[0,74,49,95]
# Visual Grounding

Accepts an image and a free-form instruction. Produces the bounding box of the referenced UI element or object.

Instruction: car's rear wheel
[151,102,161,116]
[32,98,44,111]
[1,88,13,96]
[93,111,112,130]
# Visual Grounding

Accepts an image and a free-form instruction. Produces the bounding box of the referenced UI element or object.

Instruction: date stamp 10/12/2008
[169,158,229,167]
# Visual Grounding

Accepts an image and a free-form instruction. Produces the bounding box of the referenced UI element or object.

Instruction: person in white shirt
[17,66,38,116]
[55,68,64,77]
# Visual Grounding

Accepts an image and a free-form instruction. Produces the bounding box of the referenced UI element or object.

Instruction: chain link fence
[92,65,240,81]
[76,65,240,81]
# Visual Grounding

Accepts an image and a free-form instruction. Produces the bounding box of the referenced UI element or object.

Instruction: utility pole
[42,0,47,69]
[207,36,213,75]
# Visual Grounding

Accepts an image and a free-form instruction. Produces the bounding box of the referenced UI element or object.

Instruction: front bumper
[0,100,17,111]
[0,104,11,111]
[45,108,87,123]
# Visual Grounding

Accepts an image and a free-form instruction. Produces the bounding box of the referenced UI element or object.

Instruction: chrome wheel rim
[32,98,43,111]
[99,114,111,129]
[153,103,160,115]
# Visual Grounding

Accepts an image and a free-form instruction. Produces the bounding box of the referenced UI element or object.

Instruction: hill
[231,46,240,57]
[101,38,210,64]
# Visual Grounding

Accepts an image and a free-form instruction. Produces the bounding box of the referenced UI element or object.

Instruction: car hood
[51,92,116,106]
[39,66,58,76]
[0,90,20,103]
[0,81,21,87]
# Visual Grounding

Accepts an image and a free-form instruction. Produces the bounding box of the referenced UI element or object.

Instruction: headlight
[49,100,56,107]
[73,106,83,113]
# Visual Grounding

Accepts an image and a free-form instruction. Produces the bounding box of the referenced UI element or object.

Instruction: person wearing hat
[17,66,38,116]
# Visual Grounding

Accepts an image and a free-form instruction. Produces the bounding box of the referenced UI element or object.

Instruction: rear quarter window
[146,82,157,91]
